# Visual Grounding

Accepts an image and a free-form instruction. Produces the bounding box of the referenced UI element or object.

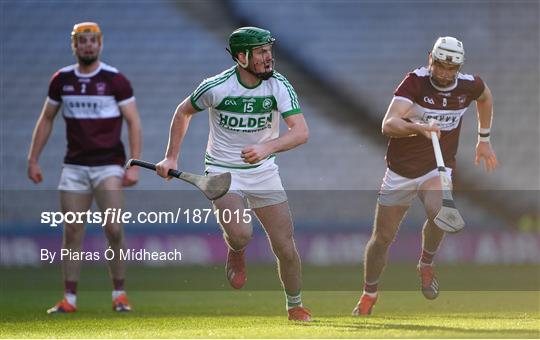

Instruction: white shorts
[378,167,452,207]
[58,164,125,193]
[206,163,287,209]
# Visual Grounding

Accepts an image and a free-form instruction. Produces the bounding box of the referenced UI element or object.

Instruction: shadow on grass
[293,317,538,337]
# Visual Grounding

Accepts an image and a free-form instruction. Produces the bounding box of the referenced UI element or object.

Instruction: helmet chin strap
[236,50,250,69]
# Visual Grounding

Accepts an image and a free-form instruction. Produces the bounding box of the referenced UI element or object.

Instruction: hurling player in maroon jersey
[352,37,498,316]
[27,22,142,314]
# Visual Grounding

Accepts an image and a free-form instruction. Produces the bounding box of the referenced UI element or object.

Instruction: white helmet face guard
[431,36,465,66]
[429,36,465,90]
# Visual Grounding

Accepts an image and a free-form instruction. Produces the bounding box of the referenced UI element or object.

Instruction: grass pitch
[1,265,538,338]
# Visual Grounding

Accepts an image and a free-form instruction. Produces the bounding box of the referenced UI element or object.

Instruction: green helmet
[227,26,275,59]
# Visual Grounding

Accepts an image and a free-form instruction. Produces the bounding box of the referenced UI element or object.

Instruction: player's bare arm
[120,100,142,186]
[156,97,198,179]
[27,100,60,184]
[382,98,441,139]
[241,113,309,164]
[474,84,498,172]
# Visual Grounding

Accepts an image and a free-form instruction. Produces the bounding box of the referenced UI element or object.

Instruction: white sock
[64,293,77,306]
[363,291,378,298]
[112,290,125,300]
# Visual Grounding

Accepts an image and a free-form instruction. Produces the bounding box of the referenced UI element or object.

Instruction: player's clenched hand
[475,142,498,172]
[122,166,139,187]
[156,158,178,180]
[415,122,441,140]
[27,160,43,184]
[241,144,271,164]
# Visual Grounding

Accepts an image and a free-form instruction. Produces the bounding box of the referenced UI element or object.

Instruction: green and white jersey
[190,66,302,171]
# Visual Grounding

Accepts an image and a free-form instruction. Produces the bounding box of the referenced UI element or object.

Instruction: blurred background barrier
[1,1,539,267]
[2,227,539,267]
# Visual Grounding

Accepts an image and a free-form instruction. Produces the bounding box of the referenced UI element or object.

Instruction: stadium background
[1,0,539,292]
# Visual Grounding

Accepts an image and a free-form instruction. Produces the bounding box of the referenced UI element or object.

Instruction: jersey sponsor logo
[218,112,272,132]
[63,85,75,92]
[66,99,99,111]
[422,109,465,131]
[424,96,435,105]
[61,95,120,119]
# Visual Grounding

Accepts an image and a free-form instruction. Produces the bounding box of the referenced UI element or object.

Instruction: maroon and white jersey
[386,66,485,178]
[47,62,134,166]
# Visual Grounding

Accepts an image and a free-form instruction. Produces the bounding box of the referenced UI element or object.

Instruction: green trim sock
[285,290,303,310]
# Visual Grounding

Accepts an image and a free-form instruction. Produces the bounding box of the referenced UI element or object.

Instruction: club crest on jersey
[96,82,106,95]
[458,95,467,106]
[263,98,272,110]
